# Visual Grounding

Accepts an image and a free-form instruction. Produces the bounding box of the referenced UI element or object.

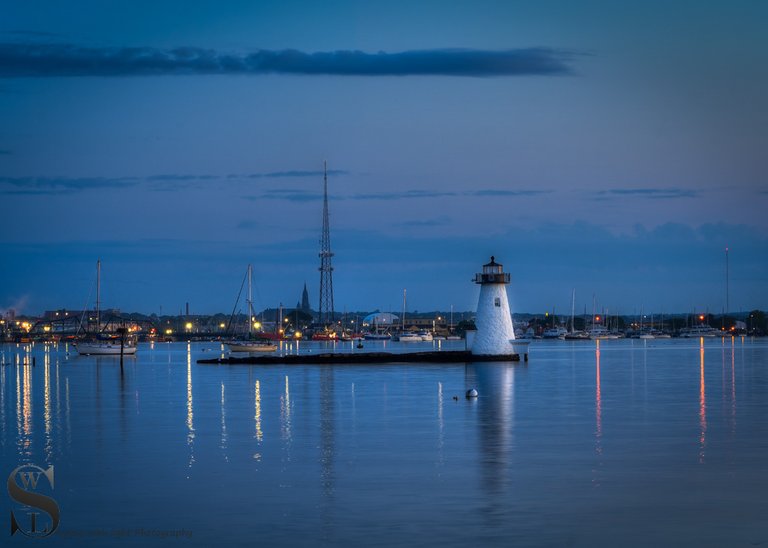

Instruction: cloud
[595,188,699,200]
[468,189,551,197]
[0,175,138,194]
[2,30,62,38]
[351,189,459,201]
[397,216,452,227]
[0,43,576,78]
[0,170,351,195]
[248,170,348,178]
[253,189,323,202]
[245,187,553,202]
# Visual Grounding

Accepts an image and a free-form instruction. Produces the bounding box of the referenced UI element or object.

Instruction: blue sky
[1,1,766,317]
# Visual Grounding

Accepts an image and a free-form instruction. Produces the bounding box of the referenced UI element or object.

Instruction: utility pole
[725,247,730,317]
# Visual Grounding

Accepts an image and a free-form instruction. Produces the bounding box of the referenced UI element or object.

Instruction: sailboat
[74,260,138,355]
[564,289,589,340]
[225,265,277,352]
[392,289,421,342]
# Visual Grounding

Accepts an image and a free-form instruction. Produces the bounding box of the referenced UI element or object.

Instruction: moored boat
[75,260,138,356]
[75,335,138,355]
[227,339,278,352]
[393,331,422,342]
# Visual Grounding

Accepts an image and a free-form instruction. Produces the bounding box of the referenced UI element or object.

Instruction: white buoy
[466,388,478,398]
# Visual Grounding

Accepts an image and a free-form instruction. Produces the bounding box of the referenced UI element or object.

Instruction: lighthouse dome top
[475,256,510,284]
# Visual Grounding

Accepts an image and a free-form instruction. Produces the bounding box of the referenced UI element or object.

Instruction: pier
[198,349,525,365]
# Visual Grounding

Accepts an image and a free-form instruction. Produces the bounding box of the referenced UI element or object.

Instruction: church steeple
[301,282,310,312]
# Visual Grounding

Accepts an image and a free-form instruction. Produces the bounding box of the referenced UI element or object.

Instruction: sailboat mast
[570,289,576,333]
[402,289,406,330]
[96,259,101,332]
[247,264,253,337]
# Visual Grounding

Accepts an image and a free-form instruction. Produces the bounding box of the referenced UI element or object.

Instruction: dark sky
[1,1,766,316]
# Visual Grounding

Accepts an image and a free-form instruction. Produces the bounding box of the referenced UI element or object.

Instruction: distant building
[301,283,310,313]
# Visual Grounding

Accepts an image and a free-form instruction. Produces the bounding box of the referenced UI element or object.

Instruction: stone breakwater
[198,350,524,365]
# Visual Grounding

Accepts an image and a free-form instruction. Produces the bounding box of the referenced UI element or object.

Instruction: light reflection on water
[0,338,767,546]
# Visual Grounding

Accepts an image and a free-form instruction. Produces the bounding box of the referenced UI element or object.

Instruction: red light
[699,315,705,321]
[595,316,601,322]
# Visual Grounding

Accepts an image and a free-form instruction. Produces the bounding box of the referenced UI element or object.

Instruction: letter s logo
[8,464,60,537]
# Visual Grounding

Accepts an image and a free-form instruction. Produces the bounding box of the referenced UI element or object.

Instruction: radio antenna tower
[318,161,335,327]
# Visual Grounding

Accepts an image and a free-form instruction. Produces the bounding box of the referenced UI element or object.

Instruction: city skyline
[1,1,766,316]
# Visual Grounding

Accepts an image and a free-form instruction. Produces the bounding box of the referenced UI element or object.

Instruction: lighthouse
[469,256,528,359]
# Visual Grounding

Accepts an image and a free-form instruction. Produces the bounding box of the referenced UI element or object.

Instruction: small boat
[418,330,434,342]
[311,331,338,341]
[542,326,568,339]
[227,339,278,352]
[393,331,422,342]
[75,260,138,356]
[75,335,138,355]
[364,332,391,340]
[588,325,620,340]
[679,325,720,338]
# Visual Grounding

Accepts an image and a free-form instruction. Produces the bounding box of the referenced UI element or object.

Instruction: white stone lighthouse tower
[470,256,526,357]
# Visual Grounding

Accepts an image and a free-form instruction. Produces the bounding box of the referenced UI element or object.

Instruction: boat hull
[75,342,138,355]
[227,342,278,352]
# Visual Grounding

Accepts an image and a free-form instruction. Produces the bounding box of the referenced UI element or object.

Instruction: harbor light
[219,323,226,329]
[469,256,528,359]
[185,322,193,331]
[253,322,262,330]
[294,331,302,339]
[165,328,173,335]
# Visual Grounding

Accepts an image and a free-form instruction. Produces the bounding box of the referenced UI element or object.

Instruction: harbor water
[1,338,767,546]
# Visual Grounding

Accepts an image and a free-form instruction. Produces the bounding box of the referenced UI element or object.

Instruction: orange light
[699,315,705,321]
[595,316,601,322]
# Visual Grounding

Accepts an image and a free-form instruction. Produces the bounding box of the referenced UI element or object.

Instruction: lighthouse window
[494,298,501,307]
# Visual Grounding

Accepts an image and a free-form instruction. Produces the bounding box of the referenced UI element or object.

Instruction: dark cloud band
[0,43,574,78]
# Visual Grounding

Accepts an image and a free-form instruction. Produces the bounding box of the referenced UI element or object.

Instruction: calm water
[1,338,767,547]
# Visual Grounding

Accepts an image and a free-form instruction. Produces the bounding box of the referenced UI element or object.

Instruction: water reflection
[699,338,706,463]
[595,340,602,457]
[0,355,6,446]
[254,380,263,453]
[15,361,21,454]
[730,337,736,432]
[186,350,195,469]
[65,377,71,449]
[319,367,335,542]
[221,381,228,461]
[437,381,444,465]
[465,362,516,496]
[21,359,33,458]
[280,375,292,443]
[44,350,52,461]
[319,369,334,495]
